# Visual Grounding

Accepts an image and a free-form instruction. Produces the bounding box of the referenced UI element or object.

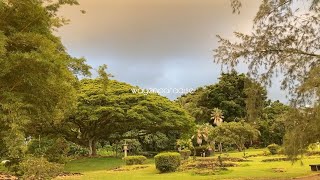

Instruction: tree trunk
[92,139,97,156]
[88,138,97,157]
[219,142,223,153]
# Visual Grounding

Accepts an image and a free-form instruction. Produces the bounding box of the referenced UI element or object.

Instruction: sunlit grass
[60,149,320,180]
[64,157,124,173]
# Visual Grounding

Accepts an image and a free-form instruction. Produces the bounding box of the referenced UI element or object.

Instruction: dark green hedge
[154,152,181,173]
[123,156,147,165]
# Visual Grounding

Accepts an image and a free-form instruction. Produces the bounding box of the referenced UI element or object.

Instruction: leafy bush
[154,152,181,173]
[20,157,63,179]
[138,151,158,158]
[123,156,147,165]
[194,146,210,157]
[267,144,280,155]
[179,149,191,160]
[27,137,70,163]
[68,143,89,157]
[176,139,193,150]
[4,158,23,176]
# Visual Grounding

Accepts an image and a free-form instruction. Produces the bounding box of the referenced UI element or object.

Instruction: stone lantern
[123,140,128,157]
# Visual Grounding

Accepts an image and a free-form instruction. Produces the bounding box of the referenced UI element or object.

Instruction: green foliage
[27,137,69,163]
[120,139,142,155]
[154,152,181,173]
[259,101,290,146]
[267,144,280,155]
[209,121,260,151]
[176,139,194,150]
[63,79,194,156]
[138,151,158,158]
[141,132,170,152]
[194,146,210,157]
[179,149,191,160]
[215,0,320,157]
[0,0,90,159]
[20,157,63,179]
[177,71,267,123]
[68,143,89,157]
[123,156,147,165]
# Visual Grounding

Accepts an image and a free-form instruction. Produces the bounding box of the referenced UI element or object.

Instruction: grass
[64,157,124,172]
[57,149,320,179]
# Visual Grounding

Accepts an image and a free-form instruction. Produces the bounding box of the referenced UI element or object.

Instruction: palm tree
[211,108,224,126]
[210,108,224,153]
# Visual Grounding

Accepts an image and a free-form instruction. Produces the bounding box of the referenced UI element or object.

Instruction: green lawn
[64,157,124,172]
[60,149,320,180]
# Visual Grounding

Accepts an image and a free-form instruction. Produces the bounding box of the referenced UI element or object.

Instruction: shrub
[20,157,63,179]
[267,144,280,155]
[138,151,158,158]
[179,149,191,160]
[194,146,210,157]
[154,152,181,173]
[27,137,70,163]
[123,156,147,165]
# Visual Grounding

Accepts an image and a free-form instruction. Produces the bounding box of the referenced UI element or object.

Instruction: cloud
[57,0,288,102]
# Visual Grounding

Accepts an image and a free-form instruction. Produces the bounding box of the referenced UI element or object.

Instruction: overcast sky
[57,0,288,102]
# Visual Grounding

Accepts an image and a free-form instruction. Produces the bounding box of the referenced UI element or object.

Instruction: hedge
[154,152,181,173]
[123,156,147,165]
[179,149,191,160]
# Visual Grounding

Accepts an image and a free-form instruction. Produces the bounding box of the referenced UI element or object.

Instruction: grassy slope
[61,149,320,180]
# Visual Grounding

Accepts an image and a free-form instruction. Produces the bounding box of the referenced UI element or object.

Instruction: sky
[57,0,288,102]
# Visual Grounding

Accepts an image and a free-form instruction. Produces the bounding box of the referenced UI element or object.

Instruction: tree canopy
[177,71,267,123]
[61,78,195,156]
[215,0,320,157]
[0,0,90,158]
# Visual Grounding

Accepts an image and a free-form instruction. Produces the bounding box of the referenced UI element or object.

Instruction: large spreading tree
[60,78,195,156]
[215,0,320,157]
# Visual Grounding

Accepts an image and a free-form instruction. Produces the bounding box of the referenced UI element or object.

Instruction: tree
[211,108,224,126]
[176,87,209,124]
[209,121,260,152]
[177,71,267,123]
[214,0,320,156]
[0,0,90,158]
[192,124,212,146]
[61,78,195,156]
[259,101,290,146]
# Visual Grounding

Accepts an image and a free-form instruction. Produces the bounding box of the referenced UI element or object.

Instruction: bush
[27,137,70,163]
[138,151,158,158]
[194,146,210,157]
[68,143,89,157]
[20,157,63,179]
[179,149,191,160]
[154,152,181,173]
[267,144,280,155]
[123,156,147,165]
